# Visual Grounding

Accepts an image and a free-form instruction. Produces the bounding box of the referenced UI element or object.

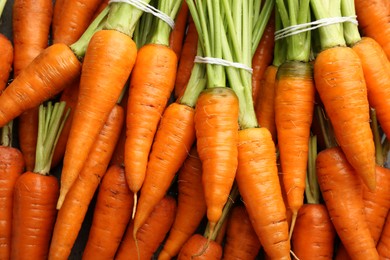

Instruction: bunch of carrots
[1,0,390,259]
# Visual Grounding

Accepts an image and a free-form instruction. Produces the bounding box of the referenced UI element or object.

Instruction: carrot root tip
[132,192,138,219]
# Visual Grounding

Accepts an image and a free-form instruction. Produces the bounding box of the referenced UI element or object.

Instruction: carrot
[316,147,379,259]
[0,122,24,259]
[115,196,177,260]
[177,234,222,260]
[222,205,261,260]
[354,0,390,61]
[310,0,376,191]
[377,212,390,258]
[124,1,181,220]
[173,16,198,99]
[82,164,133,260]
[0,34,13,93]
[169,1,189,59]
[252,14,275,108]
[11,101,69,260]
[52,0,103,45]
[91,0,109,22]
[48,103,124,260]
[157,146,207,260]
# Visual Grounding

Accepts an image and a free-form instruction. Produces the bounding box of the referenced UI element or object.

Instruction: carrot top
[34,102,70,175]
[272,8,287,67]
[340,0,361,46]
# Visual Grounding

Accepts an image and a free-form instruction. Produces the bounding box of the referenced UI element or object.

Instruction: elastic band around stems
[108,0,175,29]
[274,15,358,41]
[194,56,253,74]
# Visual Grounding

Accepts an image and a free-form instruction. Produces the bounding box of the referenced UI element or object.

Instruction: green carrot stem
[370,108,385,166]
[273,7,287,67]
[305,135,320,204]
[340,0,361,46]
[252,0,274,56]
[0,0,6,18]
[0,121,13,147]
[133,2,156,48]
[34,102,70,175]
[70,5,110,59]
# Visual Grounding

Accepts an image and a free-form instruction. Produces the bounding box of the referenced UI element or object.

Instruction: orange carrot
[377,211,390,258]
[115,196,177,260]
[169,1,189,59]
[0,34,13,93]
[48,104,124,260]
[57,29,137,209]
[0,123,24,259]
[222,205,261,260]
[91,0,109,22]
[158,146,207,260]
[82,164,133,259]
[177,234,223,260]
[316,147,379,259]
[0,43,81,128]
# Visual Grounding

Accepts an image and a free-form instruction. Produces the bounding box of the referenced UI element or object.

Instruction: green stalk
[252,0,274,56]
[370,108,385,166]
[0,121,12,147]
[310,0,346,50]
[133,1,157,48]
[305,135,320,204]
[273,7,287,67]
[34,102,70,175]
[340,0,361,46]
[0,0,6,18]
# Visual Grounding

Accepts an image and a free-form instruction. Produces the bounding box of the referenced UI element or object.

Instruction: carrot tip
[288,211,298,240]
[56,193,66,210]
[132,193,138,220]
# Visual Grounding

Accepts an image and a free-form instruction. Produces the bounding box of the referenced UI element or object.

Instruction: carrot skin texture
[58,30,137,209]
[11,172,59,260]
[0,43,81,128]
[354,0,390,61]
[124,44,177,194]
[174,18,198,99]
[236,127,291,260]
[352,37,390,140]
[52,0,102,45]
[377,212,390,258]
[0,34,13,93]
[0,147,24,259]
[222,205,261,260]
[169,1,189,59]
[116,196,177,260]
[49,104,124,260]
[158,146,206,260]
[314,46,376,191]
[194,87,239,229]
[252,16,275,108]
[82,164,133,260]
[291,204,336,260]
[316,147,379,259]
[177,234,223,260]
[255,65,277,142]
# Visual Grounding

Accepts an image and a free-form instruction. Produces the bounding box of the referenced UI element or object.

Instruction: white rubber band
[194,56,253,73]
[274,16,358,41]
[108,0,175,29]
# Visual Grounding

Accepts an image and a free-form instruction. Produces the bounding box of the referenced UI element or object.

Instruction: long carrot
[124,1,181,224]
[0,34,13,93]
[48,103,124,260]
[169,1,189,59]
[177,234,222,260]
[11,101,69,260]
[115,196,177,260]
[311,0,376,191]
[157,146,207,260]
[0,122,24,259]
[316,147,379,259]
[82,164,133,259]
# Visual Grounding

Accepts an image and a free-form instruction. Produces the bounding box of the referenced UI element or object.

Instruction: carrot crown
[34,102,70,175]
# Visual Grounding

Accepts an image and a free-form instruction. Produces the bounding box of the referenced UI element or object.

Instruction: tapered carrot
[57,29,137,209]
[173,16,198,99]
[115,196,177,260]
[0,34,13,93]
[158,146,207,260]
[316,147,379,259]
[82,164,133,260]
[169,1,189,59]
[311,0,376,191]
[177,234,223,260]
[0,122,24,259]
[11,101,69,260]
[48,103,124,260]
[222,205,261,260]
[124,1,181,219]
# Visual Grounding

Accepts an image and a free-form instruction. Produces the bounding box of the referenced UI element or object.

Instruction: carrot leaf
[34,102,70,175]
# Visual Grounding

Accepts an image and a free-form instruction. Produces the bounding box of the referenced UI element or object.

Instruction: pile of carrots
[1,0,390,259]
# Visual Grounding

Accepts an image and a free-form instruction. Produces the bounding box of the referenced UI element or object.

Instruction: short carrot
[48,103,124,260]
[177,234,223,260]
[0,122,24,259]
[158,146,207,260]
[169,1,189,59]
[11,101,69,260]
[115,196,177,260]
[82,164,133,260]
[0,34,13,93]
[222,205,261,260]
